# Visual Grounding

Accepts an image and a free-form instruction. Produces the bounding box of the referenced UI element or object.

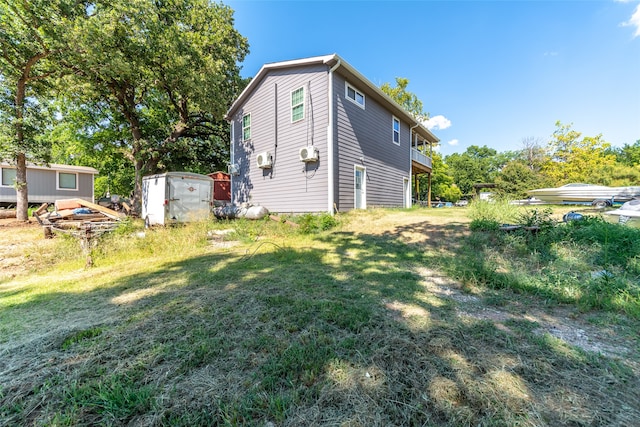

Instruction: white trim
[403,177,411,208]
[327,59,341,214]
[1,167,17,187]
[230,121,235,205]
[290,86,305,123]
[345,82,365,109]
[56,171,79,191]
[242,112,251,142]
[392,116,401,146]
[354,165,366,209]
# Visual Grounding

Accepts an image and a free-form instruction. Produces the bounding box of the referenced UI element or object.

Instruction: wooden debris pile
[33,198,126,239]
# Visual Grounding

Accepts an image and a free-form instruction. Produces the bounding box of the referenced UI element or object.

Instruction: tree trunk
[132,158,144,215]
[15,153,29,221]
[15,73,29,222]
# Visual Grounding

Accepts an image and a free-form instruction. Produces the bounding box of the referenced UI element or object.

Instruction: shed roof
[226,54,439,144]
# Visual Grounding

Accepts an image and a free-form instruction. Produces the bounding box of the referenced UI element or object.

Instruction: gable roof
[225,54,439,144]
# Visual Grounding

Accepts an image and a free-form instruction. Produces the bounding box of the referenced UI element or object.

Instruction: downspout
[327,58,341,214]
[409,122,420,207]
[229,120,234,204]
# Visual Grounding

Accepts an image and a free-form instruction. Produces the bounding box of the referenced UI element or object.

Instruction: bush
[297,213,339,234]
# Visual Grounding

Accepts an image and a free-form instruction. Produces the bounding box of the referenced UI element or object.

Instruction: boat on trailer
[527,183,640,207]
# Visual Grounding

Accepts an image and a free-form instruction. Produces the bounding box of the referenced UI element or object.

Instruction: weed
[297,212,340,234]
[61,327,103,350]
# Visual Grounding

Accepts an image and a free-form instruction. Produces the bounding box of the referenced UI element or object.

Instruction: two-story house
[224,54,438,214]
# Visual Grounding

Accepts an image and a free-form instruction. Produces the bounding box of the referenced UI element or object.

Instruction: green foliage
[435,183,462,203]
[445,145,503,195]
[543,121,616,185]
[516,207,555,229]
[297,213,339,234]
[58,0,249,205]
[61,328,103,350]
[380,77,429,121]
[495,160,551,198]
[467,198,520,225]
[63,372,155,424]
[462,210,640,318]
[607,139,640,167]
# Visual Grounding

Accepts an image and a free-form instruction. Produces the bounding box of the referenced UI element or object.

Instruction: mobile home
[0,162,98,206]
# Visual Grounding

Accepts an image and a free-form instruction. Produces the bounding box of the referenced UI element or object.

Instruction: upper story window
[291,87,305,122]
[345,82,365,108]
[242,113,251,141]
[1,167,16,187]
[57,172,78,190]
[392,117,400,145]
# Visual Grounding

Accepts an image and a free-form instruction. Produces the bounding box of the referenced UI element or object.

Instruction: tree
[495,160,551,198]
[380,77,429,121]
[518,136,548,172]
[419,151,460,202]
[542,121,616,185]
[607,140,640,167]
[445,145,501,195]
[47,99,135,198]
[0,0,73,220]
[61,0,249,210]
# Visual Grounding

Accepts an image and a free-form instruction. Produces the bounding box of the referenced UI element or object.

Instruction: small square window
[346,83,365,108]
[58,172,78,190]
[242,114,251,141]
[1,168,16,186]
[393,117,400,145]
[291,87,304,122]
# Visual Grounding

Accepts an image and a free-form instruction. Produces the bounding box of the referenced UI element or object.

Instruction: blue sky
[226,0,640,157]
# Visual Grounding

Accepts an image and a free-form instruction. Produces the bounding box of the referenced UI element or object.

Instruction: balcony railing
[411,148,432,169]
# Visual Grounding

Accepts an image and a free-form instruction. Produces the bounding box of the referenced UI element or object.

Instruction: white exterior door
[354,166,366,209]
[403,177,411,208]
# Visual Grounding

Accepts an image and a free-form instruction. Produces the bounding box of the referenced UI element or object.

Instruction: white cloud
[448,139,459,146]
[423,115,452,130]
[621,3,640,37]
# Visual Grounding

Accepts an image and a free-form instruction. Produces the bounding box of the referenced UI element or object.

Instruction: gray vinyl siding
[333,73,410,211]
[230,64,330,213]
[0,167,95,204]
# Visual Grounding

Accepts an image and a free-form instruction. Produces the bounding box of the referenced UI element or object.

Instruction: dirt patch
[0,219,53,281]
[416,267,636,362]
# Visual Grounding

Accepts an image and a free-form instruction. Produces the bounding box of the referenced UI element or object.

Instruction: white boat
[526,183,640,207]
[604,198,640,218]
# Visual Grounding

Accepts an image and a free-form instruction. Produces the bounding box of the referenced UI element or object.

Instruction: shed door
[355,166,366,209]
[168,177,211,222]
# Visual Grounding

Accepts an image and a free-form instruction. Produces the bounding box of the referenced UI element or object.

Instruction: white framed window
[392,116,400,145]
[291,87,305,122]
[1,167,16,187]
[345,82,365,109]
[57,171,78,190]
[242,113,251,141]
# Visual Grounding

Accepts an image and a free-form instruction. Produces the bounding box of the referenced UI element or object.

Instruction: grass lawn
[0,205,639,426]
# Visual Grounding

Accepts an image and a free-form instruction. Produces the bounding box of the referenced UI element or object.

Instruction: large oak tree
[61,0,248,209]
[0,0,76,220]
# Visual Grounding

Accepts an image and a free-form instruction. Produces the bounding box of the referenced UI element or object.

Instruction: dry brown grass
[1,208,639,426]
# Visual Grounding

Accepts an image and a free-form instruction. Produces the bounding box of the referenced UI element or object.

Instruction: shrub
[297,213,339,234]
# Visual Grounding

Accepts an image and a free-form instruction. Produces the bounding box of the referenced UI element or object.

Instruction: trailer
[141,172,214,226]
